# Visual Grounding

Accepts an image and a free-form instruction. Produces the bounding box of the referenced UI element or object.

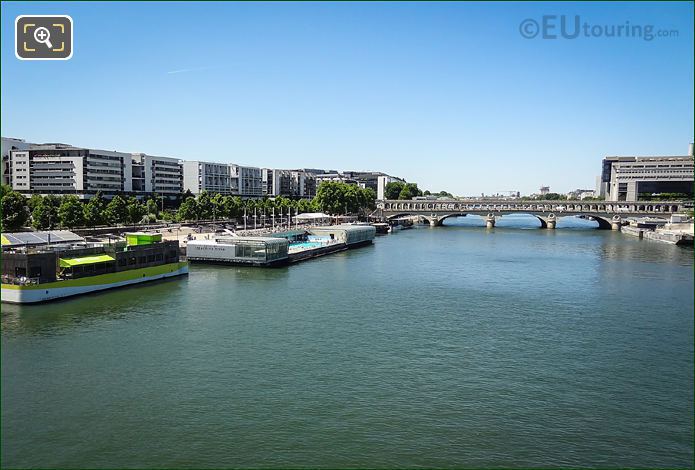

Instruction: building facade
[599,145,694,201]
[131,153,183,199]
[8,144,183,199]
[10,144,133,198]
[231,164,263,197]
[183,161,263,197]
[183,161,232,195]
[2,137,34,185]
[263,169,317,198]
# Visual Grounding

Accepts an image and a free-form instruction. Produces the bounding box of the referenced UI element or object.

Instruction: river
[2,215,693,468]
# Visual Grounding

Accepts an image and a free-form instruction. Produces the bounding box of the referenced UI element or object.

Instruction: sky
[1,1,693,196]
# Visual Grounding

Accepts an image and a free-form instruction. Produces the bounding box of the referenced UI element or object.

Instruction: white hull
[2,264,188,304]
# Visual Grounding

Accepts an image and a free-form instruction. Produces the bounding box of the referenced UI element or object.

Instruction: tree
[196,191,212,220]
[58,196,85,228]
[0,184,12,200]
[83,192,105,227]
[126,197,147,224]
[223,196,242,219]
[27,194,44,212]
[398,183,422,200]
[146,198,159,218]
[177,197,198,221]
[103,195,128,225]
[362,187,377,210]
[385,182,405,200]
[32,196,61,230]
[1,191,29,231]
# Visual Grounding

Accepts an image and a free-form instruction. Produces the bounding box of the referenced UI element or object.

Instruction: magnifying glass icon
[33,27,53,49]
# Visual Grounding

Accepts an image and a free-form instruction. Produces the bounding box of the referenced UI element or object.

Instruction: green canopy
[59,254,115,268]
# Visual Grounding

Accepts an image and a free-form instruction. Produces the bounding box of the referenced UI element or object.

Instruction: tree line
[0,181,377,231]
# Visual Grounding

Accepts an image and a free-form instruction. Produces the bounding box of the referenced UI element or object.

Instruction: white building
[2,137,34,185]
[263,169,317,198]
[183,161,263,197]
[131,153,183,199]
[10,144,133,198]
[231,164,263,197]
[183,161,232,195]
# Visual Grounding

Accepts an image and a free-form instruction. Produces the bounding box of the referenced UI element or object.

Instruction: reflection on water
[1,277,189,336]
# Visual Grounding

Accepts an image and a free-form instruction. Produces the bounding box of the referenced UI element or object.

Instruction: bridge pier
[429,216,439,227]
[611,215,622,231]
[485,214,496,229]
[546,213,556,230]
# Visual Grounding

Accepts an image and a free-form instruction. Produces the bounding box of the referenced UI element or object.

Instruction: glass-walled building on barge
[1,231,188,304]
[308,225,376,247]
[186,237,289,266]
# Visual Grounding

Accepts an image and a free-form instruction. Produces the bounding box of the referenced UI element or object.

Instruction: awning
[59,254,115,268]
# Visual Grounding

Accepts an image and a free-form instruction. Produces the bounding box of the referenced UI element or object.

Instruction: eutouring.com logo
[519,15,679,41]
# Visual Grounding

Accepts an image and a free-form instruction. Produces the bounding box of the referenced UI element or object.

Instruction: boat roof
[1,230,84,248]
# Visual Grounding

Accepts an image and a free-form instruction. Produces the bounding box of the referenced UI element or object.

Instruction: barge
[1,231,188,304]
[186,224,376,266]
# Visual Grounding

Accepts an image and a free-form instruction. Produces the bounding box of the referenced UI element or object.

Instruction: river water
[2,216,693,468]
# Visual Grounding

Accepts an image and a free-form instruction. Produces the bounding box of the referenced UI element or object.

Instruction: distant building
[9,144,134,198]
[2,137,34,185]
[263,169,317,198]
[567,189,596,200]
[131,153,183,199]
[314,170,405,199]
[183,161,232,195]
[539,186,550,196]
[231,164,263,197]
[599,144,694,201]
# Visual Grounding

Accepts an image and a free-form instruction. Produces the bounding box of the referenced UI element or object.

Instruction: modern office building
[9,144,133,198]
[2,137,34,185]
[7,144,183,199]
[263,169,317,198]
[598,144,694,201]
[231,164,263,197]
[183,161,263,197]
[131,153,183,199]
[183,161,233,195]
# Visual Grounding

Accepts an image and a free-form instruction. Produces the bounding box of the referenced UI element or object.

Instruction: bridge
[375,199,691,230]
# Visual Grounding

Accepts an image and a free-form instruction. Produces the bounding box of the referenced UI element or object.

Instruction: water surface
[2,217,693,468]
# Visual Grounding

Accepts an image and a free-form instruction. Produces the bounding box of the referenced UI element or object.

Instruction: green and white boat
[1,231,188,304]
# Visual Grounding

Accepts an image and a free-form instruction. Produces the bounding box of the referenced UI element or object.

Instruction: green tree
[223,196,242,219]
[398,183,422,200]
[196,191,212,220]
[27,194,44,212]
[126,197,146,224]
[177,197,199,221]
[1,191,29,231]
[385,182,405,200]
[104,195,128,225]
[83,192,106,227]
[58,196,85,228]
[146,198,159,218]
[0,184,12,200]
[31,196,61,230]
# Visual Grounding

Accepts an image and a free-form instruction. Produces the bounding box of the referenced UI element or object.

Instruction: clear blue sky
[1,1,693,195]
